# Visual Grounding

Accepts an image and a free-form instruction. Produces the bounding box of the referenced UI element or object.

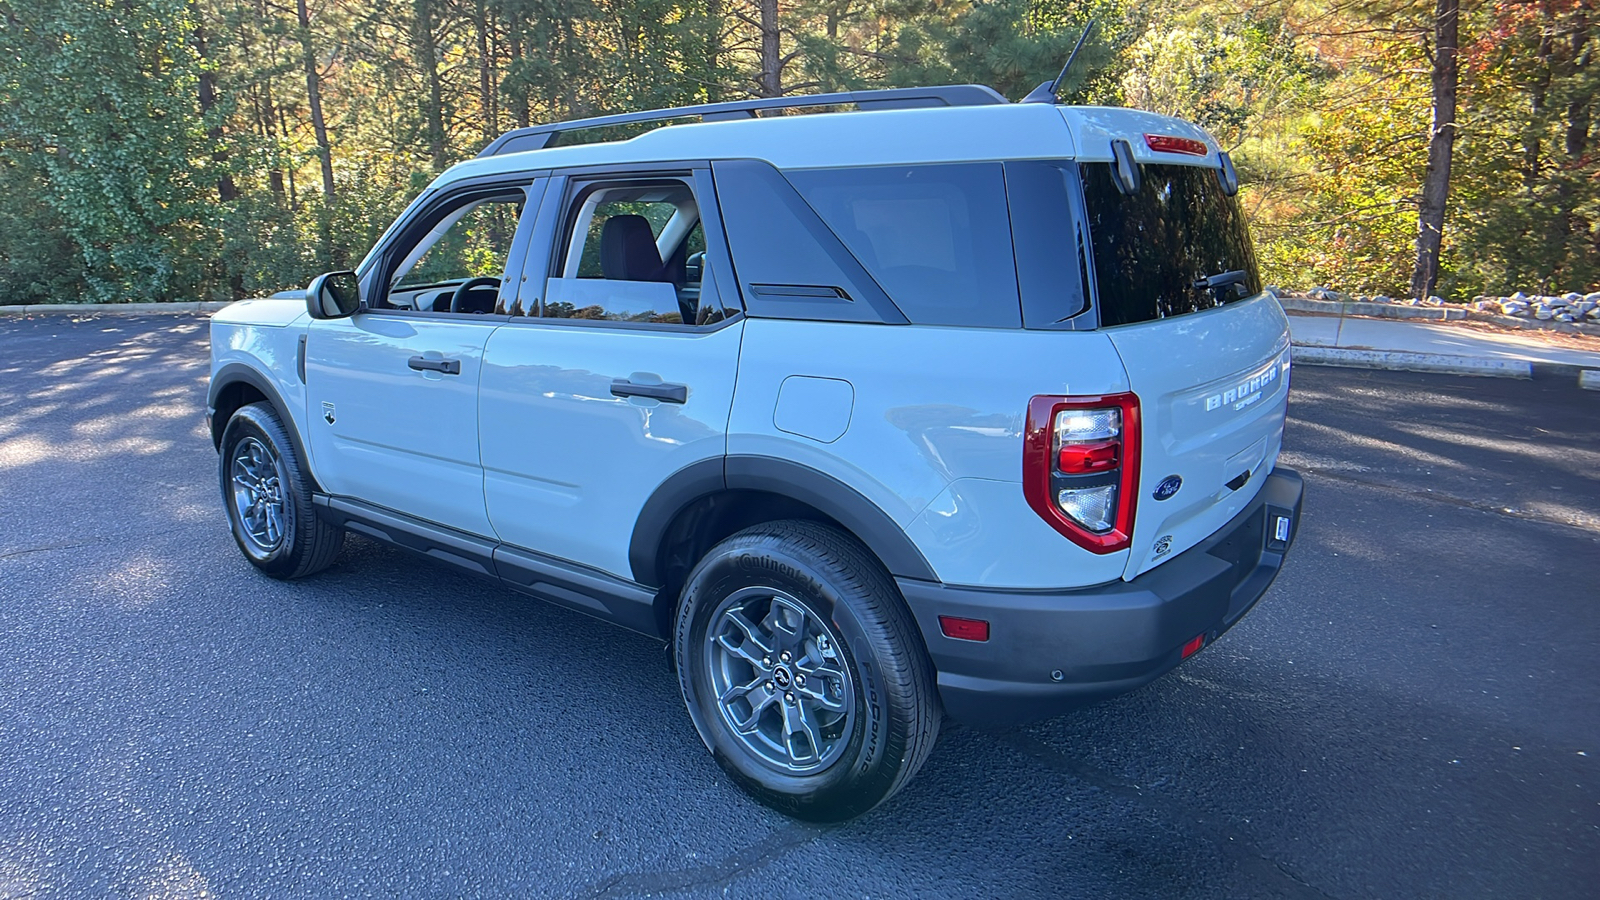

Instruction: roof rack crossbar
[476,85,1009,158]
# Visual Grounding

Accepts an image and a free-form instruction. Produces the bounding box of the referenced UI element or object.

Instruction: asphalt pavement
[0,316,1595,899]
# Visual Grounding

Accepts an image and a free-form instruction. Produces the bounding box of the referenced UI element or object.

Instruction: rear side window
[785,164,1022,328]
[1080,163,1261,327]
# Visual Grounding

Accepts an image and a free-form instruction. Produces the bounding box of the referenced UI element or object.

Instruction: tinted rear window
[1080,163,1261,327]
[785,164,1022,328]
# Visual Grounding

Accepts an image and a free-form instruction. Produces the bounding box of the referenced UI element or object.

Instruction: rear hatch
[1076,152,1291,579]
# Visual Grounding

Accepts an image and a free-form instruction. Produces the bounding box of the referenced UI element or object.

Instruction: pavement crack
[0,542,89,562]
[1001,731,1337,900]
[570,822,828,899]
[1295,467,1600,533]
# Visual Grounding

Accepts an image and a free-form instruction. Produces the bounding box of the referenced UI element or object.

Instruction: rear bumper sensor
[898,466,1304,728]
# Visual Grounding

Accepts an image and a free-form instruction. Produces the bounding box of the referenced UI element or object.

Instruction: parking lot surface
[1,315,1595,899]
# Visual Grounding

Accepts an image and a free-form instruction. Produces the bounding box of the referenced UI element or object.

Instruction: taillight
[1023,393,1140,553]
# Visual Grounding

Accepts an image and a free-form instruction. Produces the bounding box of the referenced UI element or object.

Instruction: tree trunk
[508,20,529,128]
[1410,0,1459,301]
[413,0,449,171]
[193,19,238,204]
[759,0,781,97]
[474,0,496,146]
[193,13,244,299]
[295,0,335,201]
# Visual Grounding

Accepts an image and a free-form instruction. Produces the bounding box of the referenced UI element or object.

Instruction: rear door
[478,166,745,582]
[1075,159,1292,578]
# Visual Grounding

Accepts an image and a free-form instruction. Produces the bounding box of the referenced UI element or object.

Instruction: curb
[1278,296,1466,321]
[0,301,234,316]
[1581,370,1600,391]
[1291,345,1532,379]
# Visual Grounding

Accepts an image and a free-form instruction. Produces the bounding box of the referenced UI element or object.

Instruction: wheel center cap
[773,666,792,689]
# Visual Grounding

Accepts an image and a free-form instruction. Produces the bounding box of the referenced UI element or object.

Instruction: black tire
[218,402,343,579]
[673,520,940,821]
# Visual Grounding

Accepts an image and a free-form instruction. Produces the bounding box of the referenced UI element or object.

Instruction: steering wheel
[450,276,501,313]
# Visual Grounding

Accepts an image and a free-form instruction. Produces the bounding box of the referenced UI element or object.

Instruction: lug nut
[795,674,806,687]
[779,651,791,663]
[762,656,771,667]
[784,692,796,704]
[765,681,775,691]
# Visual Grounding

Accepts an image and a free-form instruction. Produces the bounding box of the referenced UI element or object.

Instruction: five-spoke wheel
[218,402,343,578]
[675,520,940,821]
[230,436,287,552]
[707,587,855,773]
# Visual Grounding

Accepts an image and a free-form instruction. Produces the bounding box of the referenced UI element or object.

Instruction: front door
[478,168,744,580]
[304,180,542,537]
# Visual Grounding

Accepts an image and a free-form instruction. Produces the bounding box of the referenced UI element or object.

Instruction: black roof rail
[476,85,1009,158]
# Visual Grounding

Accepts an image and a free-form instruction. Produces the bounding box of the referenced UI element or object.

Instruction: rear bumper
[898,466,1303,728]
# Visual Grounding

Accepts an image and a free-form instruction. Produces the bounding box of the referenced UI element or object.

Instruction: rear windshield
[1080,163,1261,327]
[785,164,1022,328]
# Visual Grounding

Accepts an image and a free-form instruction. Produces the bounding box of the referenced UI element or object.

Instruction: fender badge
[1153,474,1183,501]
[322,401,336,425]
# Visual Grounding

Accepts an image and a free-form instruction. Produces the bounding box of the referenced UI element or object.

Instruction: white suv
[208,85,1303,821]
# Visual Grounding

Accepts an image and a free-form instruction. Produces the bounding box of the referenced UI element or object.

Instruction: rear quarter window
[785,164,1022,328]
[1080,162,1261,327]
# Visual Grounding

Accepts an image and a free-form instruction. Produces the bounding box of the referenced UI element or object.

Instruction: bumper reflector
[1181,634,1206,659]
[939,615,990,642]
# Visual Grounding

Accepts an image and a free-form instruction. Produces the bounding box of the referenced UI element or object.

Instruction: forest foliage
[0,0,1593,304]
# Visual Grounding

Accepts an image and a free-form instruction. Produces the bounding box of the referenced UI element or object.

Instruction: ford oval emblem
[1153,475,1183,501]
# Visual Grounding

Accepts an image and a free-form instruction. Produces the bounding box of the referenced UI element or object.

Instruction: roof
[435,101,1219,188]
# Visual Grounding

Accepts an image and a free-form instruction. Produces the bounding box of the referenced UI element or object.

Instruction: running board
[313,494,662,638]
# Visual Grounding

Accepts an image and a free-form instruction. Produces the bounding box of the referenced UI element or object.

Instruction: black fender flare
[208,363,317,488]
[628,454,938,587]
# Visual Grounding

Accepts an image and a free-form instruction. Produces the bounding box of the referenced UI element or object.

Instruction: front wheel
[673,520,940,821]
[218,402,343,579]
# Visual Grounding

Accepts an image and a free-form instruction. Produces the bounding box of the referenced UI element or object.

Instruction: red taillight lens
[1023,393,1140,554]
[938,615,990,642]
[1181,634,1206,659]
[1057,440,1120,474]
[1145,134,1209,156]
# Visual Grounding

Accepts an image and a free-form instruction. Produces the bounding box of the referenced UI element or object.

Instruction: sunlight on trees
[0,0,1592,304]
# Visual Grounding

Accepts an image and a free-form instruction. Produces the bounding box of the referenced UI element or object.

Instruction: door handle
[610,379,687,403]
[408,356,461,375]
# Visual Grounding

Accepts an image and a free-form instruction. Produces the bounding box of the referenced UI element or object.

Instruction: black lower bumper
[898,466,1303,728]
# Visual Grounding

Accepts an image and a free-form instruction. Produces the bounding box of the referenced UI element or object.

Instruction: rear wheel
[674,520,940,821]
[218,402,343,579]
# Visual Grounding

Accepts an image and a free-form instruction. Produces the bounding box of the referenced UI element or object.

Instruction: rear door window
[785,164,1021,328]
[1079,162,1261,327]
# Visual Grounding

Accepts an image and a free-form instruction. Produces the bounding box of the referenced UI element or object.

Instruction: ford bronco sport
[208,84,1303,821]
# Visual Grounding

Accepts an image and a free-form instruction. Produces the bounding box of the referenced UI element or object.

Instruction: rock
[1556,312,1577,322]
[1372,294,1391,303]
[1547,295,1571,307]
[1265,285,1282,298]
[1564,292,1582,302]
[1535,305,1555,320]
[1578,300,1596,314]
[1474,299,1496,311]
[1589,307,1600,319]
[1427,295,1445,306]
[1585,292,1600,304]
[1511,291,1530,302]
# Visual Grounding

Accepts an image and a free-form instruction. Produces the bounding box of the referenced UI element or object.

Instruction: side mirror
[1110,139,1142,195]
[306,271,361,319]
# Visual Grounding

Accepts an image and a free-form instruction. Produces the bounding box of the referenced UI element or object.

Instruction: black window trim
[508,161,745,332]
[357,172,550,321]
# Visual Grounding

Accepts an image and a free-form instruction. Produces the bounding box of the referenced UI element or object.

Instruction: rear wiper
[1192,270,1249,292]
[1190,269,1248,291]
